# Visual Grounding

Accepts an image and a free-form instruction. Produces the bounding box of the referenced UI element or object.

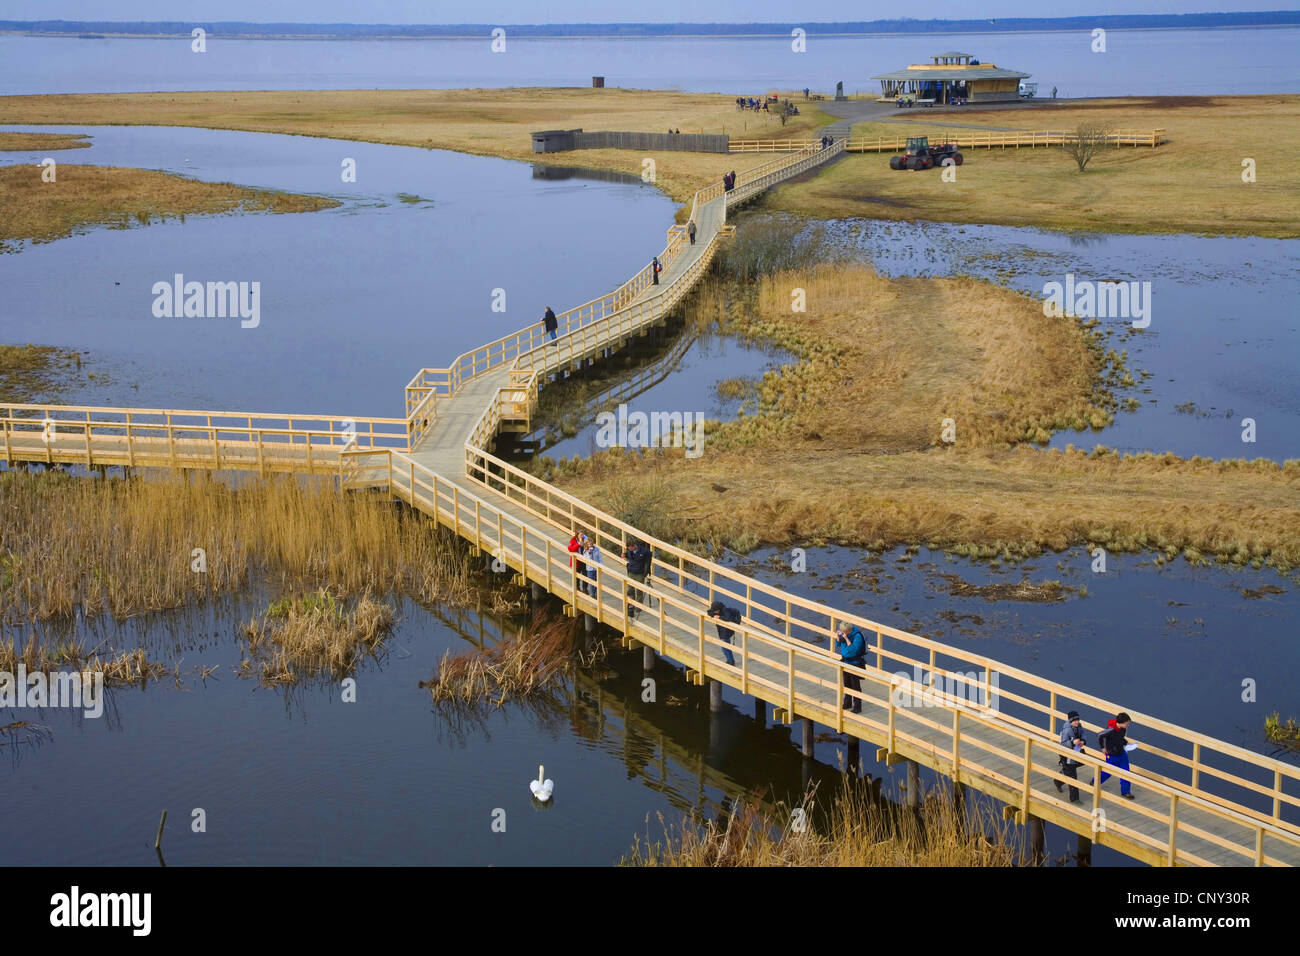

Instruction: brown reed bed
[624,778,1019,867]
[0,633,171,686]
[423,610,580,708]
[547,262,1300,572]
[0,468,507,623]
[242,588,395,685]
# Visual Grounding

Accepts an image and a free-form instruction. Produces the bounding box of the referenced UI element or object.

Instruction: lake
[1,28,1298,98]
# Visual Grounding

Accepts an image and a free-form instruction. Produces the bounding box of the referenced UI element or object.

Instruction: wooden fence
[730,129,1166,153]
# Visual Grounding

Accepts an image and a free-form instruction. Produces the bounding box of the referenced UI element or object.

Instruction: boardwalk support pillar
[583,612,595,634]
[1028,815,1046,864]
[530,582,542,603]
[642,645,655,671]
[753,697,765,726]
[1076,834,1093,867]
[709,679,722,713]
[906,759,921,808]
[847,738,860,775]
[801,718,814,759]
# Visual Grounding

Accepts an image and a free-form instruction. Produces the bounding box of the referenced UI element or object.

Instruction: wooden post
[1077,833,1093,867]
[906,759,920,808]
[642,645,655,671]
[1167,794,1179,866]
[801,717,814,759]
[710,680,722,713]
[1028,815,1045,864]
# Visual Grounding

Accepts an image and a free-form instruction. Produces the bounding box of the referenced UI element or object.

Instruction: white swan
[529,764,554,802]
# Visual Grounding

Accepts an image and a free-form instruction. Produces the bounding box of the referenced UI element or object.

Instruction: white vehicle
[1019,81,1038,98]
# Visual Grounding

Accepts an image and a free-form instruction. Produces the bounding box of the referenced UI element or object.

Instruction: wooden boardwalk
[4,140,1298,867]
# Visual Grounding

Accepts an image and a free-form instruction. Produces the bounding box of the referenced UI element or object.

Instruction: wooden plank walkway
[4,140,1298,866]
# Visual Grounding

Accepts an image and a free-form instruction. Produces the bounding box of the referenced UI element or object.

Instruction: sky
[0,1,1293,23]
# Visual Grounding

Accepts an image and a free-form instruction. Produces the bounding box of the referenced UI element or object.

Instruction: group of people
[567,531,602,595]
[665,127,682,134]
[722,169,737,192]
[819,134,834,149]
[567,531,654,615]
[736,95,770,112]
[1056,710,1137,802]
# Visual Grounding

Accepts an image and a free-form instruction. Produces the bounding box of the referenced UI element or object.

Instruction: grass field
[0,131,90,150]
[545,263,1300,571]
[760,96,1300,237]
[0,88,835,207]
[0,164,340,246]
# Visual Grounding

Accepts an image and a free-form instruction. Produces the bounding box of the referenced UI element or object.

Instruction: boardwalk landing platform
[5,142,1298,866]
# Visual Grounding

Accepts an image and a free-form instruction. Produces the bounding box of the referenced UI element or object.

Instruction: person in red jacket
[568,532,588,594]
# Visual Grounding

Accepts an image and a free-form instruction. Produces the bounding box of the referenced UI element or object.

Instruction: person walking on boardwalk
[707,600,742,666]
[624,539,652,619]
[1095,712,1136,799]
[833,621,866,713]
[569,531,588,595]
[1054,710,1087,803]
[583,538,602,595]
[651,256,662,285]
[542,306,558,343]
[687,220,696,245]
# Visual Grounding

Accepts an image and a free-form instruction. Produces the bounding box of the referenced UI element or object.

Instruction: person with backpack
[651,256,662,285]
[707,600,742,666]
[1095,712,1136,799]
[687,220,696,245]
[542,306,558,343]
[1054,710,1087,803]
[833,621,866,713]
[623,539,652,619]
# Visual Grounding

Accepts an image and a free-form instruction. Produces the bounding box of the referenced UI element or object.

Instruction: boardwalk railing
[730,129,1166,153]
[405,142,842,447]
[328,445,1300,867]
[1,402,407,473]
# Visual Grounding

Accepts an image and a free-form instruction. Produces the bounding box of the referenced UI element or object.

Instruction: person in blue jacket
[834,621,866,713]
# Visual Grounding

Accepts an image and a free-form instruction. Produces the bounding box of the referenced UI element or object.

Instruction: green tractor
[888,136,964,171]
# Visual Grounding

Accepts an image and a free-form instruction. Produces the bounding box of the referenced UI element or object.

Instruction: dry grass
[0,633,171,686]
[763,95,1300,237]
[0,164,339,246]
[242,588,395,685]
[0,88,833,207]
[0,468,502,622]
[625,778,1019,866]
[0,131,90,151]
[423,610,578,708]
[547,263,1300,570]
[0,344,86,403]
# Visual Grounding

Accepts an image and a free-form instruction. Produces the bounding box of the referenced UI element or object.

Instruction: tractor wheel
[953,152,964,166]
[889,156,903,170]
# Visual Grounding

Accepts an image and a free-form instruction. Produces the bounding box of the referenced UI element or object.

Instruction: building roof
[872,66,1031,81]
[933,51,973,57]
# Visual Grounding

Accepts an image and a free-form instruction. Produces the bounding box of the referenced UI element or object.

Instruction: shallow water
[822,217,1300,461]
[0,125,675,416]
